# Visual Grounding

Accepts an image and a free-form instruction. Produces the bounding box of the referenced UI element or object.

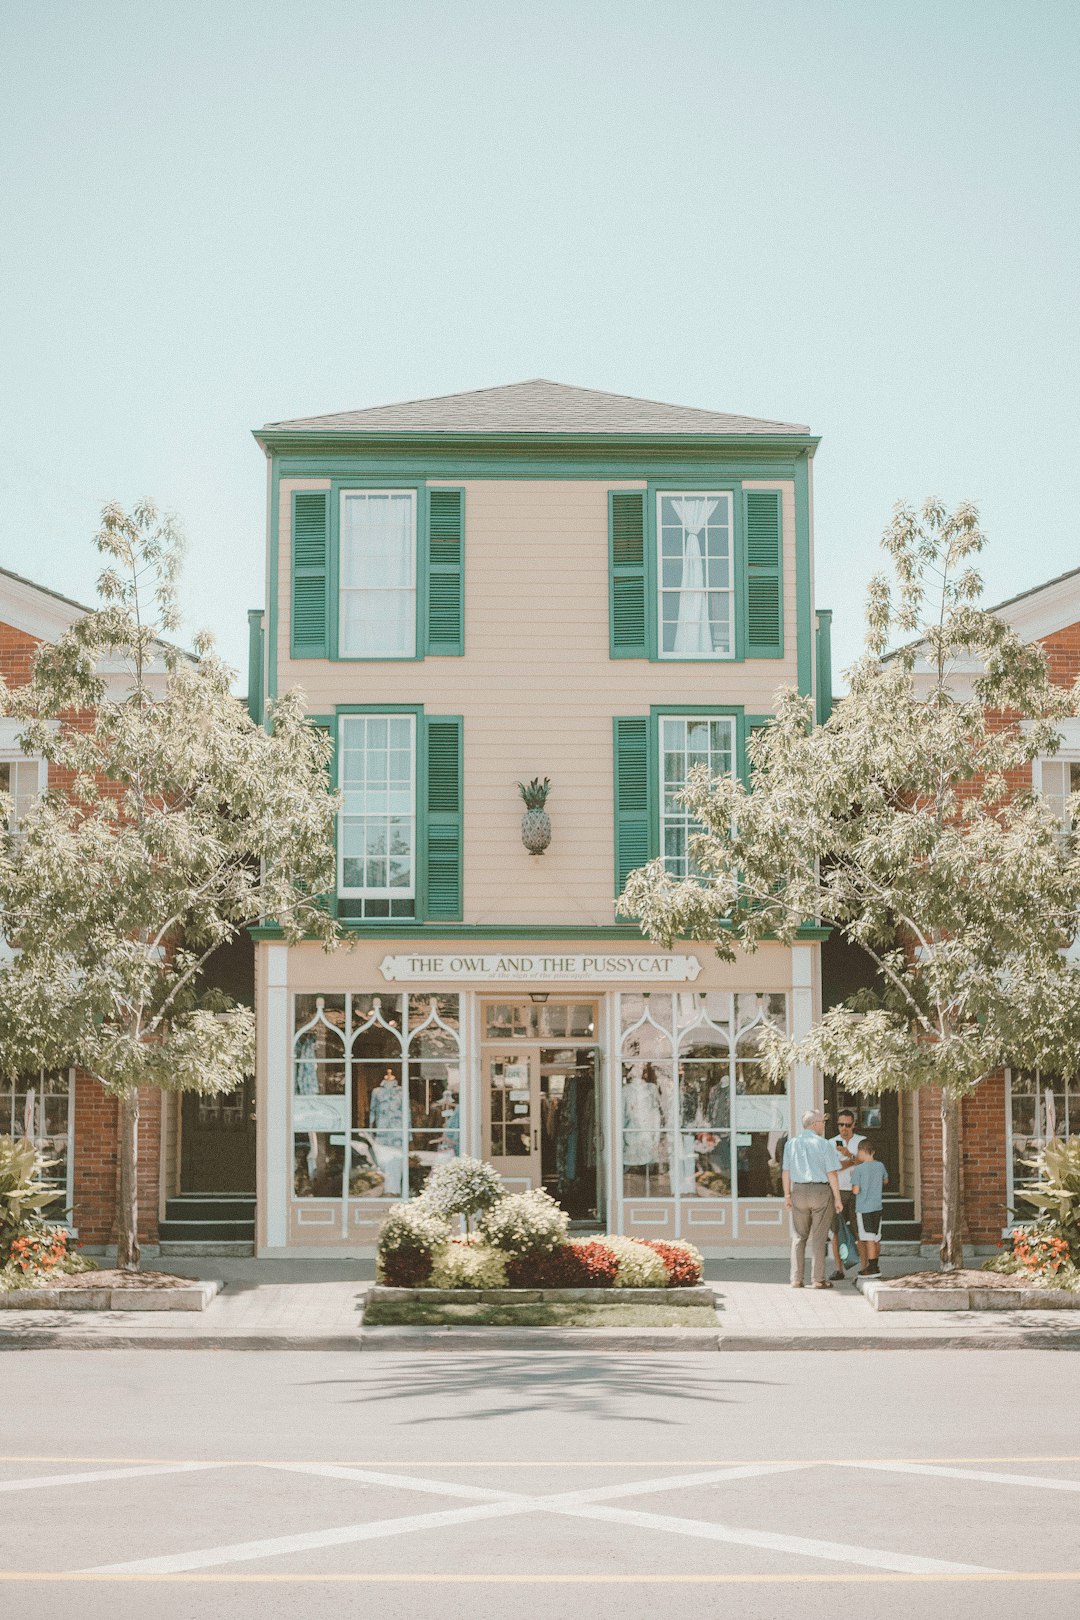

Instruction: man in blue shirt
[782,1110,843,1288]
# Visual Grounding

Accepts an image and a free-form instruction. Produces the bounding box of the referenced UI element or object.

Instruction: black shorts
[856,1209,882,1241]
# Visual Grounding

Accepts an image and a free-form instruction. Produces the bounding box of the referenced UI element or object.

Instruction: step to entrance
[160,1195,255,1248]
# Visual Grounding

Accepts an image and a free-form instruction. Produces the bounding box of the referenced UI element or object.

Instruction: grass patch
[363,1299,717,1328]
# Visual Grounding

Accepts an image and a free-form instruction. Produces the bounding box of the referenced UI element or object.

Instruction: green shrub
[601,1236,670,1289]
[476,1188,569,1257]
[428,1239,508,1290]
[1017,1135,1080,1260]
[0,1136,64,1264]
[375,1202,452,1285]
[419,1157,504,1228]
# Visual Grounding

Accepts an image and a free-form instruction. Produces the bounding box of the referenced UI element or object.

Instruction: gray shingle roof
[262,379,810,436]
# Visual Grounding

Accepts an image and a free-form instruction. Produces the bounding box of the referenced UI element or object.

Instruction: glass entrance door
[539,1048,603,1222]
[483,1052,539,1193]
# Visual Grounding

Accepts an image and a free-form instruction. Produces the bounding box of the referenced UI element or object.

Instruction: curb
[0,1280,223,1313]
[4,1324,1080,1352]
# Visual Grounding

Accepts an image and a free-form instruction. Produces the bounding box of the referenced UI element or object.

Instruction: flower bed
[375,1159,704,1291]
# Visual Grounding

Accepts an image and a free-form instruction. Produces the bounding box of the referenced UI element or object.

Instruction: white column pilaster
[791,944,817,1123]
[264,945,289,1249]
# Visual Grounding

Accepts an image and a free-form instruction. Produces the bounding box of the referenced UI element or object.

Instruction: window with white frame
[657,491,734,658]
[1038,757,1080,831]
[338,714,416,918]
[1,1070,74,1224]
[0,757,43,833]
[618,992,789,1202]
[660,714,736,878]
[339,490,417,658]
[292,993,461,1202]
[1007,1068,1080,1213]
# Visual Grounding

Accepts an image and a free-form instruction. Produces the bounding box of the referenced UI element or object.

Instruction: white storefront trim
[264,945,290,1248]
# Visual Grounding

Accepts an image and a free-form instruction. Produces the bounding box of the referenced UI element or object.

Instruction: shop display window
[618,991,789,1201]
[1008,1068,1080,1203]
[293,992,461,1202]
[1,1070,72,1221]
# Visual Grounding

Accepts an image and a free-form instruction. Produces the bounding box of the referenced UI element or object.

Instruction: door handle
[533,1127,538,1153]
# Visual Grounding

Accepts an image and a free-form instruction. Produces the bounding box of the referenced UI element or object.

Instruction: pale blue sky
[1,0,1077,684]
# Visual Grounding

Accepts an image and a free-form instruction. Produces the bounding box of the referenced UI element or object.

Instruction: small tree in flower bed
[420,1156,504,1231]
[643,1240,704,1288]
[376,1203,451,1287]
[507,1238,619,1288]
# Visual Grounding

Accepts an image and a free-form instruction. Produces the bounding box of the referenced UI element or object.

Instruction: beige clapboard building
[247,380,832,1255]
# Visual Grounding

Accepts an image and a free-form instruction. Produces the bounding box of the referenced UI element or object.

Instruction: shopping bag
[837,1217,859,1268]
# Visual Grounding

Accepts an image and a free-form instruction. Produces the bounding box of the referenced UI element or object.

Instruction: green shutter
[291,491,330,658]
[309,715,338,916]
[744,490,783,658]
[609,490,648,658]
[743,714,771,786]
[426,489,465,655]
[613,716,653,893]
[424,715,463,920]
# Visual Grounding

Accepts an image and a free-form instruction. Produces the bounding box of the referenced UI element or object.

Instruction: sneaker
[831,1269,846,1281]
[812,1281,834,1289]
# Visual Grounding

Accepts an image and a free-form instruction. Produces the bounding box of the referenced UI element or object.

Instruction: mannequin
[622,1063,663,1166]
[369,1067,404,1196]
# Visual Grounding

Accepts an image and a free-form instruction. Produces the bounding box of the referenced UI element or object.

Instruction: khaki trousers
[790,1183,835,1285]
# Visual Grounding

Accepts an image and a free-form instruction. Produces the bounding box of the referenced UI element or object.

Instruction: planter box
[0,1280,223,1312]
[861,1279,1080,1312]
[370,1285,714,1307]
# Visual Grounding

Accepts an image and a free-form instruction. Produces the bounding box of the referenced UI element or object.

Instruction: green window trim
[613,706,772,894]
[312,704,463,925]
[287,480,466,664]
[607,481,790,665]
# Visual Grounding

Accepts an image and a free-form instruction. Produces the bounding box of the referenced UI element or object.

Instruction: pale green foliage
[0,1136,63,1261]
[1017,1135,1080,1256]
[476,1187,569,1256]
[419,1156,504,1222]
[0,499,340,1101]
[602,1236,670,1289]
[621,499,1080,1100]
[427,1239,508,1289]
[376,1201,452,1261]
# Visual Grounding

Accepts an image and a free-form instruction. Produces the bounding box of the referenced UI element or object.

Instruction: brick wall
[917,1074,1009,1247]
[72,1073,161,1246]
[3,614,162,1246]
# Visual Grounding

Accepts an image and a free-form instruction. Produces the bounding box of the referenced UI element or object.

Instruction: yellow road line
[2,1453,1080,1469]
[1,1571,1080,1584]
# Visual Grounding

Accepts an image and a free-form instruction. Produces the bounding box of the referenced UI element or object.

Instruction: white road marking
[262,1462,520,1503]
[549,1502,1001,1576]
[0,1463,221,1494]
[547,1462,811,1505]
[84,1500,529,1575]
[848,1461,1080,1492]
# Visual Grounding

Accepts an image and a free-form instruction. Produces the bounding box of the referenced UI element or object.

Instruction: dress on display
[369,1077,404,1196]
[622,1075,663,1166]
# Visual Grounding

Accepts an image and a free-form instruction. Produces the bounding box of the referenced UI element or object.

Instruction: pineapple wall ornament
[518,777,552,855]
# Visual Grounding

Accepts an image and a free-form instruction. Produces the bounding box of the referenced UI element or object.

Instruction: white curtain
[671,497,717,655]
[340,494,414,656]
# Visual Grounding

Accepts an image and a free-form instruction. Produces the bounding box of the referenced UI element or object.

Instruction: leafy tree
[0,501,339,1268]
[621,500,1080,1268]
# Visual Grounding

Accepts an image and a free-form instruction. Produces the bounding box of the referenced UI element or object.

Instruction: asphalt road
[2,1348,1079,1620]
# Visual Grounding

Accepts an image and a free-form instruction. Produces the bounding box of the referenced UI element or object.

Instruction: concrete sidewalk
[2,1257,1079,1349]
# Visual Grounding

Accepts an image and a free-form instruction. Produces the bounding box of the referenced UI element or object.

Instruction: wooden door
[483,1052,540,1193]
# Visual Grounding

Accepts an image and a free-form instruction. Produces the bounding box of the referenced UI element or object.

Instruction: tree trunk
[939,1087,964,1271]
[116,1090,140,1271]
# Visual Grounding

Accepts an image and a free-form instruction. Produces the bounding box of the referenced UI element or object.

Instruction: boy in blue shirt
[851,1140,889,1276]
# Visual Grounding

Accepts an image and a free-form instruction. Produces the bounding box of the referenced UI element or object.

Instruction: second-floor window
[1039,757,1080,831]
[339,714,416,917]
[0,757,42,837]
[660,715,736,877]
[339,491,417,658]
[657,492,734,659]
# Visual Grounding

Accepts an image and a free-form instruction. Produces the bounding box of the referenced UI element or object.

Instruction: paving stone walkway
[2,1257,1079,1349]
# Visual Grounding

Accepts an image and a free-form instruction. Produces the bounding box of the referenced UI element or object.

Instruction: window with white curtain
[338,714,416,918]
[339,491,416,658]
[660,715,736,878]
[0,758,43,833]
[1038,757,1080,830]
[657,491,734,659]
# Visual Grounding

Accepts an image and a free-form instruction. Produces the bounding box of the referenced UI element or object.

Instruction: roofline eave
[252,427,821,457]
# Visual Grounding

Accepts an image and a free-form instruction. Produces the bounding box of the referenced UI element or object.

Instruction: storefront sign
[378,952,702,983]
